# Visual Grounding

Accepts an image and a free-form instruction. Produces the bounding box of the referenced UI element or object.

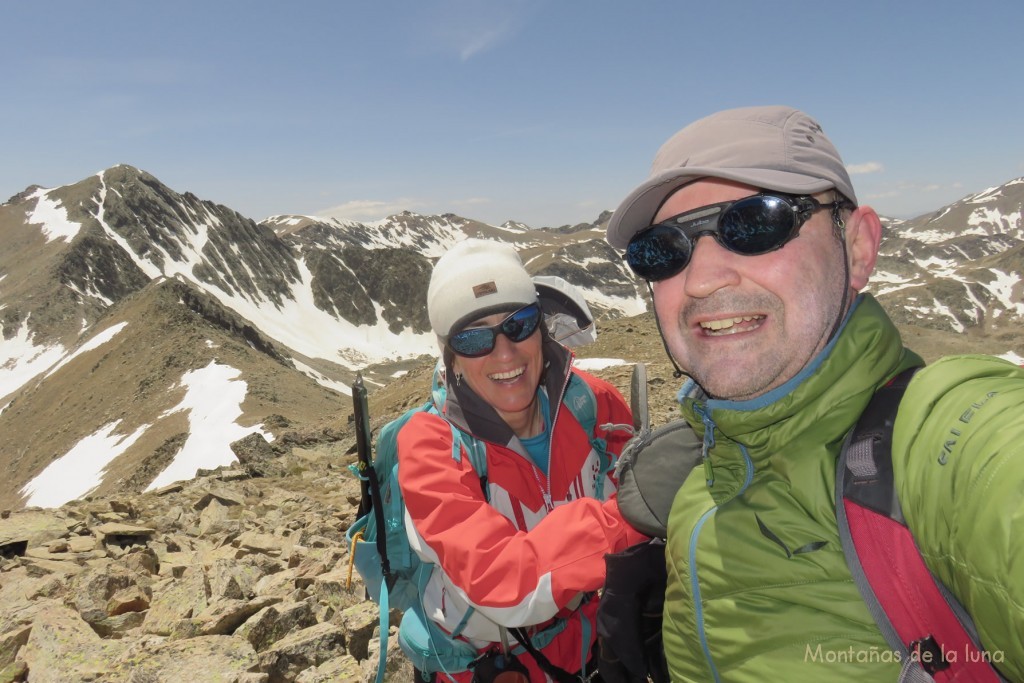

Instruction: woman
[397,238,644,682]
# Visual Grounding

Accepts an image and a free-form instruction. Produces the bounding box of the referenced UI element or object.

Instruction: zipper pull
[531,467,554,511]
[696,405,716,488]
[702,443,714,488]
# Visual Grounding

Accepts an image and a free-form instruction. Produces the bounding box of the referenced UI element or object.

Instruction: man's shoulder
[898,353,1017,412]
[894,354,1022,432]
[910,353,1024,386]
[890,353,1024,496]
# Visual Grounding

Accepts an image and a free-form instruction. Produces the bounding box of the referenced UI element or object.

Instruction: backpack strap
[836,368,1006,682]
[509,626,582,683]
[430,359,490,497]
[614,362,702,539]
[563,371,618,499]
[362,400,490,683]
[448,421,489,501]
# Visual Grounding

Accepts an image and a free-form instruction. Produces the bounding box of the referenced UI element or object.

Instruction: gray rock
[142,568,210,635]
[0,625,31,671]
[70,564,152,630]
[115,634,259,682]
[231,434,286,478]
[257,622,346,683]
[194,596,280,636]
[194,484,246,511]
[0,417,413,681]
[19,604,124,683]
[235,600,317,652]
[294,654,362,682]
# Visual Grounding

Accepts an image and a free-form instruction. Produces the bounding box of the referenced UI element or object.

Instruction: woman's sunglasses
[447,303,543,358]
[625,193,851,281]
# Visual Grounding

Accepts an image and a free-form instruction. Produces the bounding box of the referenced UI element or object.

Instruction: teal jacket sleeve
[893,355,1024,680]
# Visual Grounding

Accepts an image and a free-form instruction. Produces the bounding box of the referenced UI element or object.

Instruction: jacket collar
[678,294,924,452]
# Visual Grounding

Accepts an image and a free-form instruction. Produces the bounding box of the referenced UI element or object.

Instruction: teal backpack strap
[417,416,489,654]
[375,579,390,683]
[430,359,490,497]
[563,373,619,498]
[563,372,598,433]
[446,417,490,501]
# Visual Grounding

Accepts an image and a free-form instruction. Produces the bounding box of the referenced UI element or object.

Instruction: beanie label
[472,282,498,298]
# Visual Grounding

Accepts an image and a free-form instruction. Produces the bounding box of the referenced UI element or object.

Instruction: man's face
[649,178,849,401]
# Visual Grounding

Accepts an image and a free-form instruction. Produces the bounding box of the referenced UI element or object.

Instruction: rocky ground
[0,309,987,682]
[0,425,424,683]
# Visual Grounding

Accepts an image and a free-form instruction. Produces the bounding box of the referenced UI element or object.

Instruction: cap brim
[606,167,837,249]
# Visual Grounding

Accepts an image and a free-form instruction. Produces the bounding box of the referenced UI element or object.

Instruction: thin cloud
[847,162,885,175]
[450,197,491,207]
[319,197,492,222]
[460,29,507,61]
[864,190,901,200]
[316,198,422,221]
[422,0,537,61]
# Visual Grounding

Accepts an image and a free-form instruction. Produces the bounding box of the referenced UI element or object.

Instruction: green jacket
[663,294,1024,681]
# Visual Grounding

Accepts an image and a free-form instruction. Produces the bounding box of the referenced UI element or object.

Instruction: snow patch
[28,188,82,243]
[21,421,149,508]
[0,317,67,400]
[146,361,270,491]
[43,322,128,379]
[574,358,630,371]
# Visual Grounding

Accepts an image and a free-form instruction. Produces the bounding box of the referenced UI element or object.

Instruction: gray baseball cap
[606,105,857,249]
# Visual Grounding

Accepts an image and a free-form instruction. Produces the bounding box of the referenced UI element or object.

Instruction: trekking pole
[630,362,649,433]
[500,626,511,655]
[352,372,373,518]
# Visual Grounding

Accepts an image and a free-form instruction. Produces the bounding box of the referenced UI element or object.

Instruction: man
[604,106,1024,681]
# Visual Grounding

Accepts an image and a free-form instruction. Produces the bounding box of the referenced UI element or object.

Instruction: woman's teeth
[489,367,525,381]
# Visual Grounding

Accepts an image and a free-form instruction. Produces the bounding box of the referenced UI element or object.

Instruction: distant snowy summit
[0,165,1021,510]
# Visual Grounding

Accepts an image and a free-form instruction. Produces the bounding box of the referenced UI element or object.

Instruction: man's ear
[845,206,882,292]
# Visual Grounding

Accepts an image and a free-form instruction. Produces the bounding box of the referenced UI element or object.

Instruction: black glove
[470,649,530,683]
[596,540,670,683]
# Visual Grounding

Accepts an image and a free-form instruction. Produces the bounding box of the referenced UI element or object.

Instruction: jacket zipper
[694,404,717,486]
[686,406,755,682]
[536,354,574,512]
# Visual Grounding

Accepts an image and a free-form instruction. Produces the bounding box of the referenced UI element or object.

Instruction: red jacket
[398,341,643,681]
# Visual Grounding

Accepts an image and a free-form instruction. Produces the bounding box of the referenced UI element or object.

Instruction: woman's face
[451,309,544,429]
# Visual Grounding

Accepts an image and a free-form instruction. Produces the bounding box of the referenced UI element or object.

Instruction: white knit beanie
[427,239,538,340]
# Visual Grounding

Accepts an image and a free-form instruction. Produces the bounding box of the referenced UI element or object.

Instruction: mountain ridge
[1,164,1022,511]
[0,164,1020,682]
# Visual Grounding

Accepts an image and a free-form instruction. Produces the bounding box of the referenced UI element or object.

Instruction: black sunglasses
[447,303,543,358]
[625,193,850,281]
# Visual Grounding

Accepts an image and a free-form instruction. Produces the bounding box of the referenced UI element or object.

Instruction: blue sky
[3,1,1023,229]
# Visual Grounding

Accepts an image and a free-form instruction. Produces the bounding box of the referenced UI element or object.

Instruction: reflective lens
[625,193,826,281]
[448,303,542,357]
